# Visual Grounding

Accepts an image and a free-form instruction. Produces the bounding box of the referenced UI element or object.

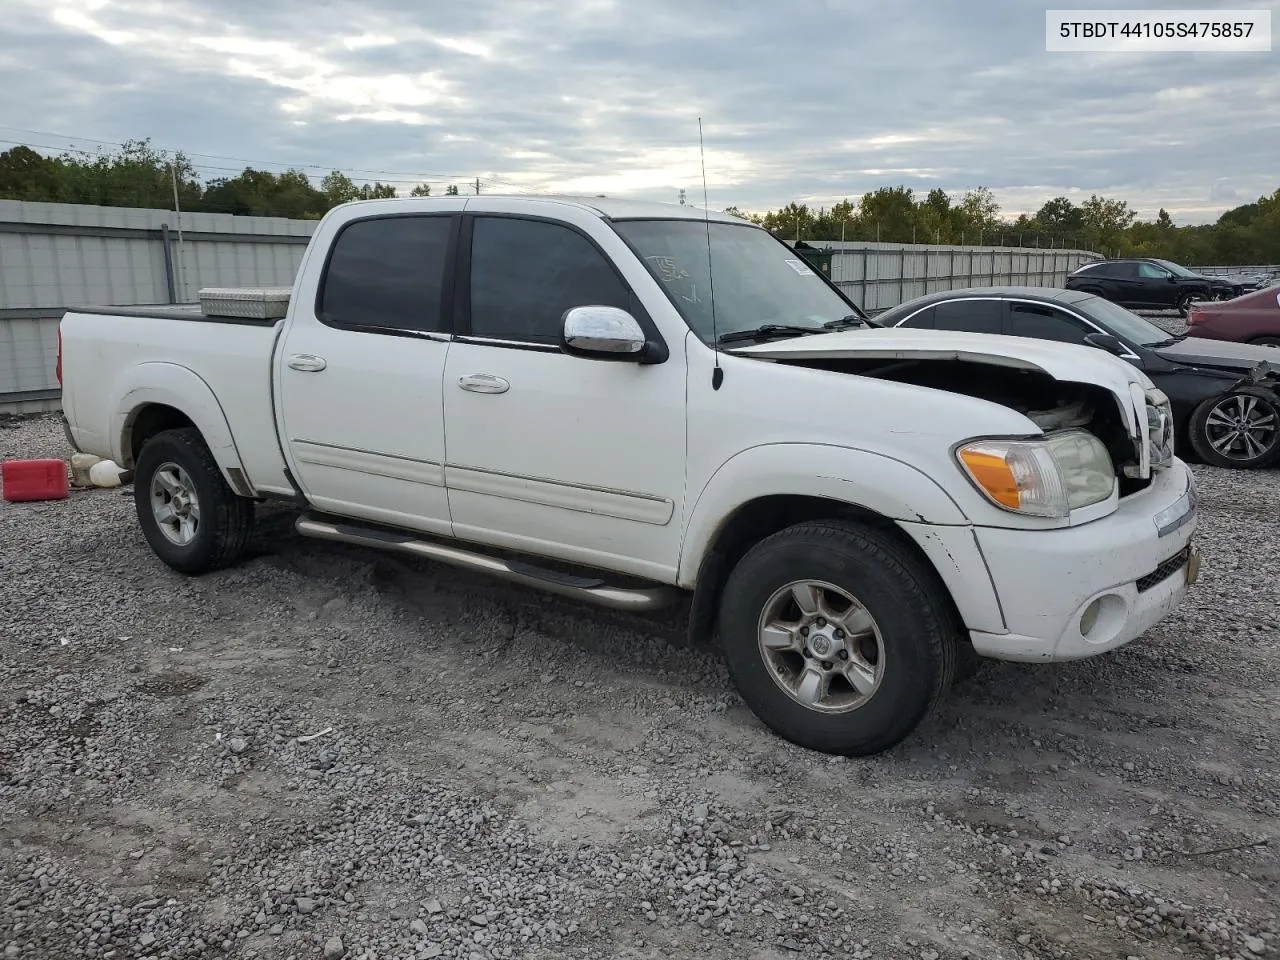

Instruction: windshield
[1078,295,1179,346]
[1152,259,1199,279]
[611,219,862,342]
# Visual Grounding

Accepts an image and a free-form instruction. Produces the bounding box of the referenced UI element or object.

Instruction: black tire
[953,640,985,684]
[718,519,958,756]
[1187,386,1280,470]
[1176,293,1196,317]
[133,427,254,574]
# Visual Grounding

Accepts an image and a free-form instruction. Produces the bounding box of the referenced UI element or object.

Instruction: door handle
[288,354,327,373]
[458,374,510,394]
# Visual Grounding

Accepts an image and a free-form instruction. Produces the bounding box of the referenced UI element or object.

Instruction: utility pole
[169,160,189,302]
[474,177,481,195]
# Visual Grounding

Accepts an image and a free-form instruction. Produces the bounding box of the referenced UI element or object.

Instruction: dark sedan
[1187,287,1280,347]
[877,286,1280,469]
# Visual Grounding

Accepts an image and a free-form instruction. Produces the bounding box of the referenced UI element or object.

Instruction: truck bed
[71,304,282,327]
[59,307,293,496]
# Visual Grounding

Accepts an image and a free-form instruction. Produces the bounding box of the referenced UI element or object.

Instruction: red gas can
[1,459,69,502]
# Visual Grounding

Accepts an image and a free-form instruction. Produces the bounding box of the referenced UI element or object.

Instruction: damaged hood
[731,327,1165,464]
[1153,337,1280,376]
[731,327,1153,395]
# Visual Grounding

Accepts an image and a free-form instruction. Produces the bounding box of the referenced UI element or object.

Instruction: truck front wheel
[133,427,254,574]
[719,519,958,756]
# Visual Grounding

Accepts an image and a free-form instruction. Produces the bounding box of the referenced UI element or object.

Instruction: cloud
[0,0,1276,223]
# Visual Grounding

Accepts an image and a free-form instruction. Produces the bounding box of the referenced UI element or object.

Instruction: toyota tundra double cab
[57,195,1199,756]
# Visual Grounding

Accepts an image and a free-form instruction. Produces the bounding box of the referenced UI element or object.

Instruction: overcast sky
[1,0,1277,224]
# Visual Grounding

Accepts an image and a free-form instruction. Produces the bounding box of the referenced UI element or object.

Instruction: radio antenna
[699,117,723,390]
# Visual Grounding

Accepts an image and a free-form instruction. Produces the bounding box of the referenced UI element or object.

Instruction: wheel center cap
[810,634,832,657]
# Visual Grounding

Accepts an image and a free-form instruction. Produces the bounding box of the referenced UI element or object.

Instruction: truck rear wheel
[134,427,254,574]
[718,519,957,756]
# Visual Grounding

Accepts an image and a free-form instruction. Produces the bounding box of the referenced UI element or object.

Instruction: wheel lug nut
[821,661,833,671]
[800,626,809,637]
[834,629,845,639]
[838,650,849,660]
[816,618,827,628]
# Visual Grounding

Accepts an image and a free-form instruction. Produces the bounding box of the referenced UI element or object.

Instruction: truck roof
[335,194,751,225]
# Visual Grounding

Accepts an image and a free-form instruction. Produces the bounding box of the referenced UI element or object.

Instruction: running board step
[294,515,682,612]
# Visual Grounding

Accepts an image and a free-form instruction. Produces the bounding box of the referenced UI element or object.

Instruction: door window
[1008,303,1091,343]
[468,217,631,345]
[318,216,453,333]
[1137,262,1171,279]
[932,299,1003,333]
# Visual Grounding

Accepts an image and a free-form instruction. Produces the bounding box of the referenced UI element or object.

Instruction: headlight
[956,429,1116,518]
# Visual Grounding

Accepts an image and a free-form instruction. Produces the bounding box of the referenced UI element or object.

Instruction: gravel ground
[2,406,1278,960]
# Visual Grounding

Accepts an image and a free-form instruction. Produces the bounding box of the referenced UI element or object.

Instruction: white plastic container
[70,453,102,486]
[88,459,126,488]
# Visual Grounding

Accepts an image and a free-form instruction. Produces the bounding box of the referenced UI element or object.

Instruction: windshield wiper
[717,324,825,345]
[822,314,867,331]
[1147,334,1189,347]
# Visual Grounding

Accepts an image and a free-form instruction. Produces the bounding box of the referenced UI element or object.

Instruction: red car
[1187,286,1280,346]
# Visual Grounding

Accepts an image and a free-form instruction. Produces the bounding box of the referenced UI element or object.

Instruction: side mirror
[561,306,647,361]
[1084,331,1126,356]
[1167,275,1178,283]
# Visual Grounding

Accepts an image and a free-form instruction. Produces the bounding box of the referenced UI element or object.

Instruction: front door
[442,213,687,581]
[275,211,459,536]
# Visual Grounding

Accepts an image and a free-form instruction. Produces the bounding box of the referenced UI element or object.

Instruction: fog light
[1079,599,1102,637]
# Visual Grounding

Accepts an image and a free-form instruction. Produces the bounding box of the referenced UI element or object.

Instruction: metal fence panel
[802,241,1100,314]
[0,200,315,412]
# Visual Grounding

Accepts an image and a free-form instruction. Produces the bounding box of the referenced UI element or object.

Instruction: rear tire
[718,519,958,756]
[1187,386,1280,470]
[134,427,254,574]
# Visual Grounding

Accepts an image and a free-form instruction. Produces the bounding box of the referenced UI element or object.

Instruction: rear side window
[468,216,631,344]
[319,216,453,333]
[1008,303,1091,343]
[933,299,1003,334]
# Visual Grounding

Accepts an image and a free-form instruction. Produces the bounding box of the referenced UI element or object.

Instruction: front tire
[1188,387,1280,469]
[718,519,958,756]
[134,427,254,574]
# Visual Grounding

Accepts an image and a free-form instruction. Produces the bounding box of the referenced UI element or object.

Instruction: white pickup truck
[57,195,1199,756]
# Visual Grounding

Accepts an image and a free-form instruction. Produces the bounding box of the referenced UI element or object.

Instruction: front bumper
[970,460,1198,662]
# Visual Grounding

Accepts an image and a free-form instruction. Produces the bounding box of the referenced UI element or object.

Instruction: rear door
[274,208,463,536]
[1134,261,1177,307]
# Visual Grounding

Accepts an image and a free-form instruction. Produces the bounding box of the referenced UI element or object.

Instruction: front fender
[677,442,971,585]
[113,362,249,489]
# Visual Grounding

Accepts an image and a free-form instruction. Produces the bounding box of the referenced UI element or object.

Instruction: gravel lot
[2,408,1278,960]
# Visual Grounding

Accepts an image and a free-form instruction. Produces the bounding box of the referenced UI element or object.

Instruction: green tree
[321,171,360,206]
[1080,194,1137,253]
[1032,196,1084,236]
[858,186,915,242]
[445,184,459,196]
[0,145,62,200]
[410,183,432,197]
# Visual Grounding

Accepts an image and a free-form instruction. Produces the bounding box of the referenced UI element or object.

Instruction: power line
[0,126,519,186]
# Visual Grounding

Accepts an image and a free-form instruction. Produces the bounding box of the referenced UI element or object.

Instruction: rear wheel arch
[114,365,254,497]
[124,403,196,465]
